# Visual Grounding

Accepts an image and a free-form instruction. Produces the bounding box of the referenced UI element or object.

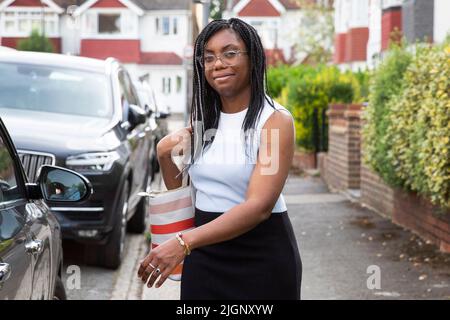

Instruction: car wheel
[53,276,67,300]
[90,181,129,269]
[127,174,149,234]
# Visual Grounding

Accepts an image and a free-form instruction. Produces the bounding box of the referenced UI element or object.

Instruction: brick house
[0,0,64,51]
[334,0,450,70]
[0,0,195,115]
[223,0,329,65]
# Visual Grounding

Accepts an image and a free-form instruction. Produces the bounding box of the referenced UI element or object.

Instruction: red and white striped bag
[142,171,195,281]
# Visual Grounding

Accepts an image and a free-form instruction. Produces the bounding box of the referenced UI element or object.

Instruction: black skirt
[180,208,302,300]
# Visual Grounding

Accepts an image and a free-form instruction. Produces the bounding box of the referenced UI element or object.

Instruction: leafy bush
[362,45,412,185]
[364,43,450,209]
[18,29,54,53]
[386,44,450,208]
[268,65,362,152]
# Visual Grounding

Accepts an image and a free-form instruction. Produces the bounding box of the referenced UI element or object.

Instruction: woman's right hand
[157,126,192,160]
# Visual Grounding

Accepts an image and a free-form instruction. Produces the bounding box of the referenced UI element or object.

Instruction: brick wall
[291,151,316,172]
[80,39,141,63]
[345,27,369,62]
[360,164,395,218]
[333,33,347,64]
[326,104,363,191]
[393,190,450,253]
[1,37,62,53]
[318,152,328,184]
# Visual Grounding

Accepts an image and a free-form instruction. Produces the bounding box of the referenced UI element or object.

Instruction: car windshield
[0,62,112,118]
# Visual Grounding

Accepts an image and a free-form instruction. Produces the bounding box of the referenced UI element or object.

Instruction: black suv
[0,51,155,269]
[0,117,92,299]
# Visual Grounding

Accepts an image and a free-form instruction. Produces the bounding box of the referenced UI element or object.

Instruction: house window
[4,12,15,33]
[155,17,159,33]
[162,77,171,94]
[173,17,178,35]
[18,12,29,32]
[1,11,59,36]
[176,76,182,93]
[98,13,121,34]
[162,17,170,35]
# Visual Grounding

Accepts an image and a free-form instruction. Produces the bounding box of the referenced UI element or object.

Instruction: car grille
[18,151,55,183]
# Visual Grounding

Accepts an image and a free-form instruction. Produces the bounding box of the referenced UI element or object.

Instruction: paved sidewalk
[285,175,450,300]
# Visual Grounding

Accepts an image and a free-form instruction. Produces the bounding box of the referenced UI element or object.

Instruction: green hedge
[363,43,450,209]
[268,65,367,152]
[363,45,412,186]
[18,29,54,53]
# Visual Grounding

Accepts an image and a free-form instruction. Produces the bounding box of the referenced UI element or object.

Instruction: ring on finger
[155,268,161,275]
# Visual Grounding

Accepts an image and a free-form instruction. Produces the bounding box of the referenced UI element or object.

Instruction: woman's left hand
[137,238,185,288]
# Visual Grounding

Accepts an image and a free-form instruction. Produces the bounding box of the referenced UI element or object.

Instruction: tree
[290,0,334,65]
[210,0,225,20]
[18,29,54,53]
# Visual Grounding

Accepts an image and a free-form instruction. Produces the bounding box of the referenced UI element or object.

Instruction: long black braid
[182,18,275,175]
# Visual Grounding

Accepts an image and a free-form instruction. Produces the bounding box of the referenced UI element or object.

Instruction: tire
[53,276,66,300]
[87,181,129,269]
[127,175,149,234]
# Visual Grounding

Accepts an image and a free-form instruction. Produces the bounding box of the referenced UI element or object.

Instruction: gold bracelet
[176,232,191,256]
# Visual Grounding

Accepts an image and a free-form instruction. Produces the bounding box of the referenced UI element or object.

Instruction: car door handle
[25,239,44,255]
[0,263,11,284]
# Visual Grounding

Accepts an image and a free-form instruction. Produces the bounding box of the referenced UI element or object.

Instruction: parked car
[133,80,170,180]
[0,46,15,53]
[0,51,155,269]
[0,117,93,299]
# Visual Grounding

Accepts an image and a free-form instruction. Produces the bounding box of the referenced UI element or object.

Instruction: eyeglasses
[202,50,248,70]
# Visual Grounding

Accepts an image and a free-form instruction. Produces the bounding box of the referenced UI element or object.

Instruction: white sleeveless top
[188,98,291,213]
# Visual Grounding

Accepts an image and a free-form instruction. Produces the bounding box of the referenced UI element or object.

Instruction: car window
[0,62,112,119]
[118,71,131,121]
[0,135,24,203]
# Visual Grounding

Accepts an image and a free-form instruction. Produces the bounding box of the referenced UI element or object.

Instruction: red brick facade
[360,164,395,219]
[238,0,281,17]
[393,189,450,253]
[139,52,183,65]
[92,0,126,8]
[9,0,45,6]
[80,39,140,63]
[325,103,363,191]
[333,33,346,64]
[1,37,62,53]
[345,27,369,62]
[381,7,402,51]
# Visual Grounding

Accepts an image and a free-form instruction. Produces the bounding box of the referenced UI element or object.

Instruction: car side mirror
[128,104,147,128]
[144,104,153,118]
[26,165,93,202]
[156,111,170,119]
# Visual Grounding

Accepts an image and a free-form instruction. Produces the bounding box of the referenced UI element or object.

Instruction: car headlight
[66,151,120,172]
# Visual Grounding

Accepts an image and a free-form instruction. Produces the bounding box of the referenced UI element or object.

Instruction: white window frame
[155,15,180,36]
[80,8,138,39]
[162,77,171,94]
[0,7,59,37]
[246,17,279,47]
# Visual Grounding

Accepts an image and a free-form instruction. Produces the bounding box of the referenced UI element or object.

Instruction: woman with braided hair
[138,18,302,300]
